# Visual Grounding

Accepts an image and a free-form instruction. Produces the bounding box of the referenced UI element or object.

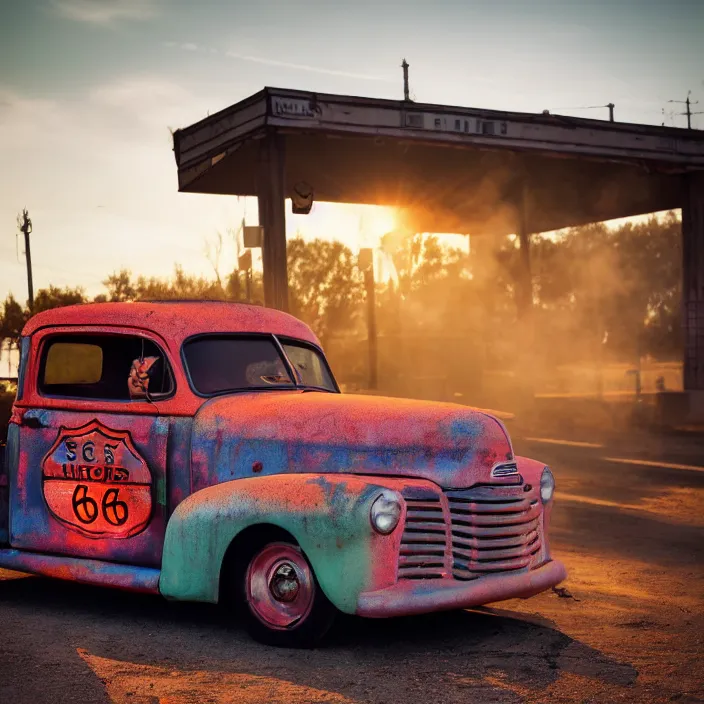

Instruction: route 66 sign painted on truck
[41,420,153,539]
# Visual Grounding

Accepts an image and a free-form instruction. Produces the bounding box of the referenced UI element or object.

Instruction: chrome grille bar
[398,496,449,580]
[446,486,542,580]
[398,483,543,582]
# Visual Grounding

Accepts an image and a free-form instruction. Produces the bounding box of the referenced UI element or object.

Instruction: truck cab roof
[22,301,320,348]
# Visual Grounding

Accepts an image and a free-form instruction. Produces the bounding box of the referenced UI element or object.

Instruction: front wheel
[237,541,336,648]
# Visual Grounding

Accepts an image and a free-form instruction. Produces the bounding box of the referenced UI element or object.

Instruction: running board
[0,548,160,594]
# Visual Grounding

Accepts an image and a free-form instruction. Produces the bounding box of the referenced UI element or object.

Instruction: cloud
[0,77,250,300]
[163,41,208,53]
[161,42,394,82]
[90,76,194,126]
[223,51,392,82]
[52,0,158,24]
[225,51,395,82]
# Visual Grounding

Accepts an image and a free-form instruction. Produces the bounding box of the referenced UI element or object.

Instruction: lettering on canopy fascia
[405,112,508,137]
[271,97,319,119]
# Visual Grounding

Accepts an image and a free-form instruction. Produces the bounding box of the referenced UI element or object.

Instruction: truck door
[10,330,175,567]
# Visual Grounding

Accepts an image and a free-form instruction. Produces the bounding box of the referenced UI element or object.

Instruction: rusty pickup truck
[0,301,566,647]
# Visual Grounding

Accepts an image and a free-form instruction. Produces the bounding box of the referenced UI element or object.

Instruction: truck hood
[190,391,514,491]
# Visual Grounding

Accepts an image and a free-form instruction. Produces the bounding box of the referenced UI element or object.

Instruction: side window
[39,334,174,401]
[44,343,102,385]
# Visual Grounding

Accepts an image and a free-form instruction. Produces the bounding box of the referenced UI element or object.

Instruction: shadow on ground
[551,500,704,569]
[0,574,638,703]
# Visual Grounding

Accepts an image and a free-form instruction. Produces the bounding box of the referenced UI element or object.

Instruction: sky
[1,0,703,304]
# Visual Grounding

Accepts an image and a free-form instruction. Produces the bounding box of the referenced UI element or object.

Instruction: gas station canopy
[173,87,704,235]
[173,87,704,399]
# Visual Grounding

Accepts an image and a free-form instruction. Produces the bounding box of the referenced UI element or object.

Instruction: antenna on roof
[401,59,411,102]
[550,103,616,121]
[668,90,703,130]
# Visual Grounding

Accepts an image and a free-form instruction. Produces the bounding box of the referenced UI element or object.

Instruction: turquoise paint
[156,476,166,507]
[159,474,384,613]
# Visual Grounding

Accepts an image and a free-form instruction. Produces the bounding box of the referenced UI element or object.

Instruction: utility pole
[401,59,410,102]
[607,103,615,122]
[668,91,703,130]
[17,208,34,310]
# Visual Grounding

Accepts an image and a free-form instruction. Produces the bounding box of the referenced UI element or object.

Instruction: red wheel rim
[246,543,315,630]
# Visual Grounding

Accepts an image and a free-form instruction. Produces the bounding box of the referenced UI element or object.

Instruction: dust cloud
[326,211,683,432]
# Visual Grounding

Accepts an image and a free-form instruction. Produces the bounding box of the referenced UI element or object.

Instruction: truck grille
[446,486,542,580]
[398,485,542,581]
[397,496,449,580]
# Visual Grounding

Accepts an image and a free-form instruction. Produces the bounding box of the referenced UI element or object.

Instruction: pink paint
[357,559,567,617]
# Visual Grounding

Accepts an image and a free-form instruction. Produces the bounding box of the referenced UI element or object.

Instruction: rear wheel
[229,539,336,648]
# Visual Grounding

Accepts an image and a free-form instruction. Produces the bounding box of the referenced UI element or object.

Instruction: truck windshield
[183,336,336,395]
[281,341,336,391]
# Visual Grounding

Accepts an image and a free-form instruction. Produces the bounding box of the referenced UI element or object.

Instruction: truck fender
[159,473,403,614]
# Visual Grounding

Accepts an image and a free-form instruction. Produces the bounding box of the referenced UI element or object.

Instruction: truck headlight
[370,491,402,534]
[540,466,555,503]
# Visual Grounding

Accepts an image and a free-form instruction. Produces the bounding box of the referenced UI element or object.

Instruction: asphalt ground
[0,430,702,704]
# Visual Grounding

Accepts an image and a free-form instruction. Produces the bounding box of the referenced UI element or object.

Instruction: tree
[32,285,86,314]
[376,231,477,337]
[0,295,27,348]
[226,270,264,305]
[102,267,229,302]
[103,270,136,302]
[287,237,364,344]
[204,232,224,288]
[135,265,227,300]
[530,212,682,362]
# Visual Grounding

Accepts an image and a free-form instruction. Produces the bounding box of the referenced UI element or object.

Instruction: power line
[547,103,615,121]
[552,104,610,110]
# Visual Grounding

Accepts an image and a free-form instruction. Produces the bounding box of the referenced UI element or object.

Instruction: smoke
[328,210,683,432]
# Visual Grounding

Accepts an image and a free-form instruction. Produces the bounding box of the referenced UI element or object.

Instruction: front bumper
[356,559,567,618]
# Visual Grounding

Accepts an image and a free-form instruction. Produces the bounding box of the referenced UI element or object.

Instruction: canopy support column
[257,133,289,311]
[683,172,704,394]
